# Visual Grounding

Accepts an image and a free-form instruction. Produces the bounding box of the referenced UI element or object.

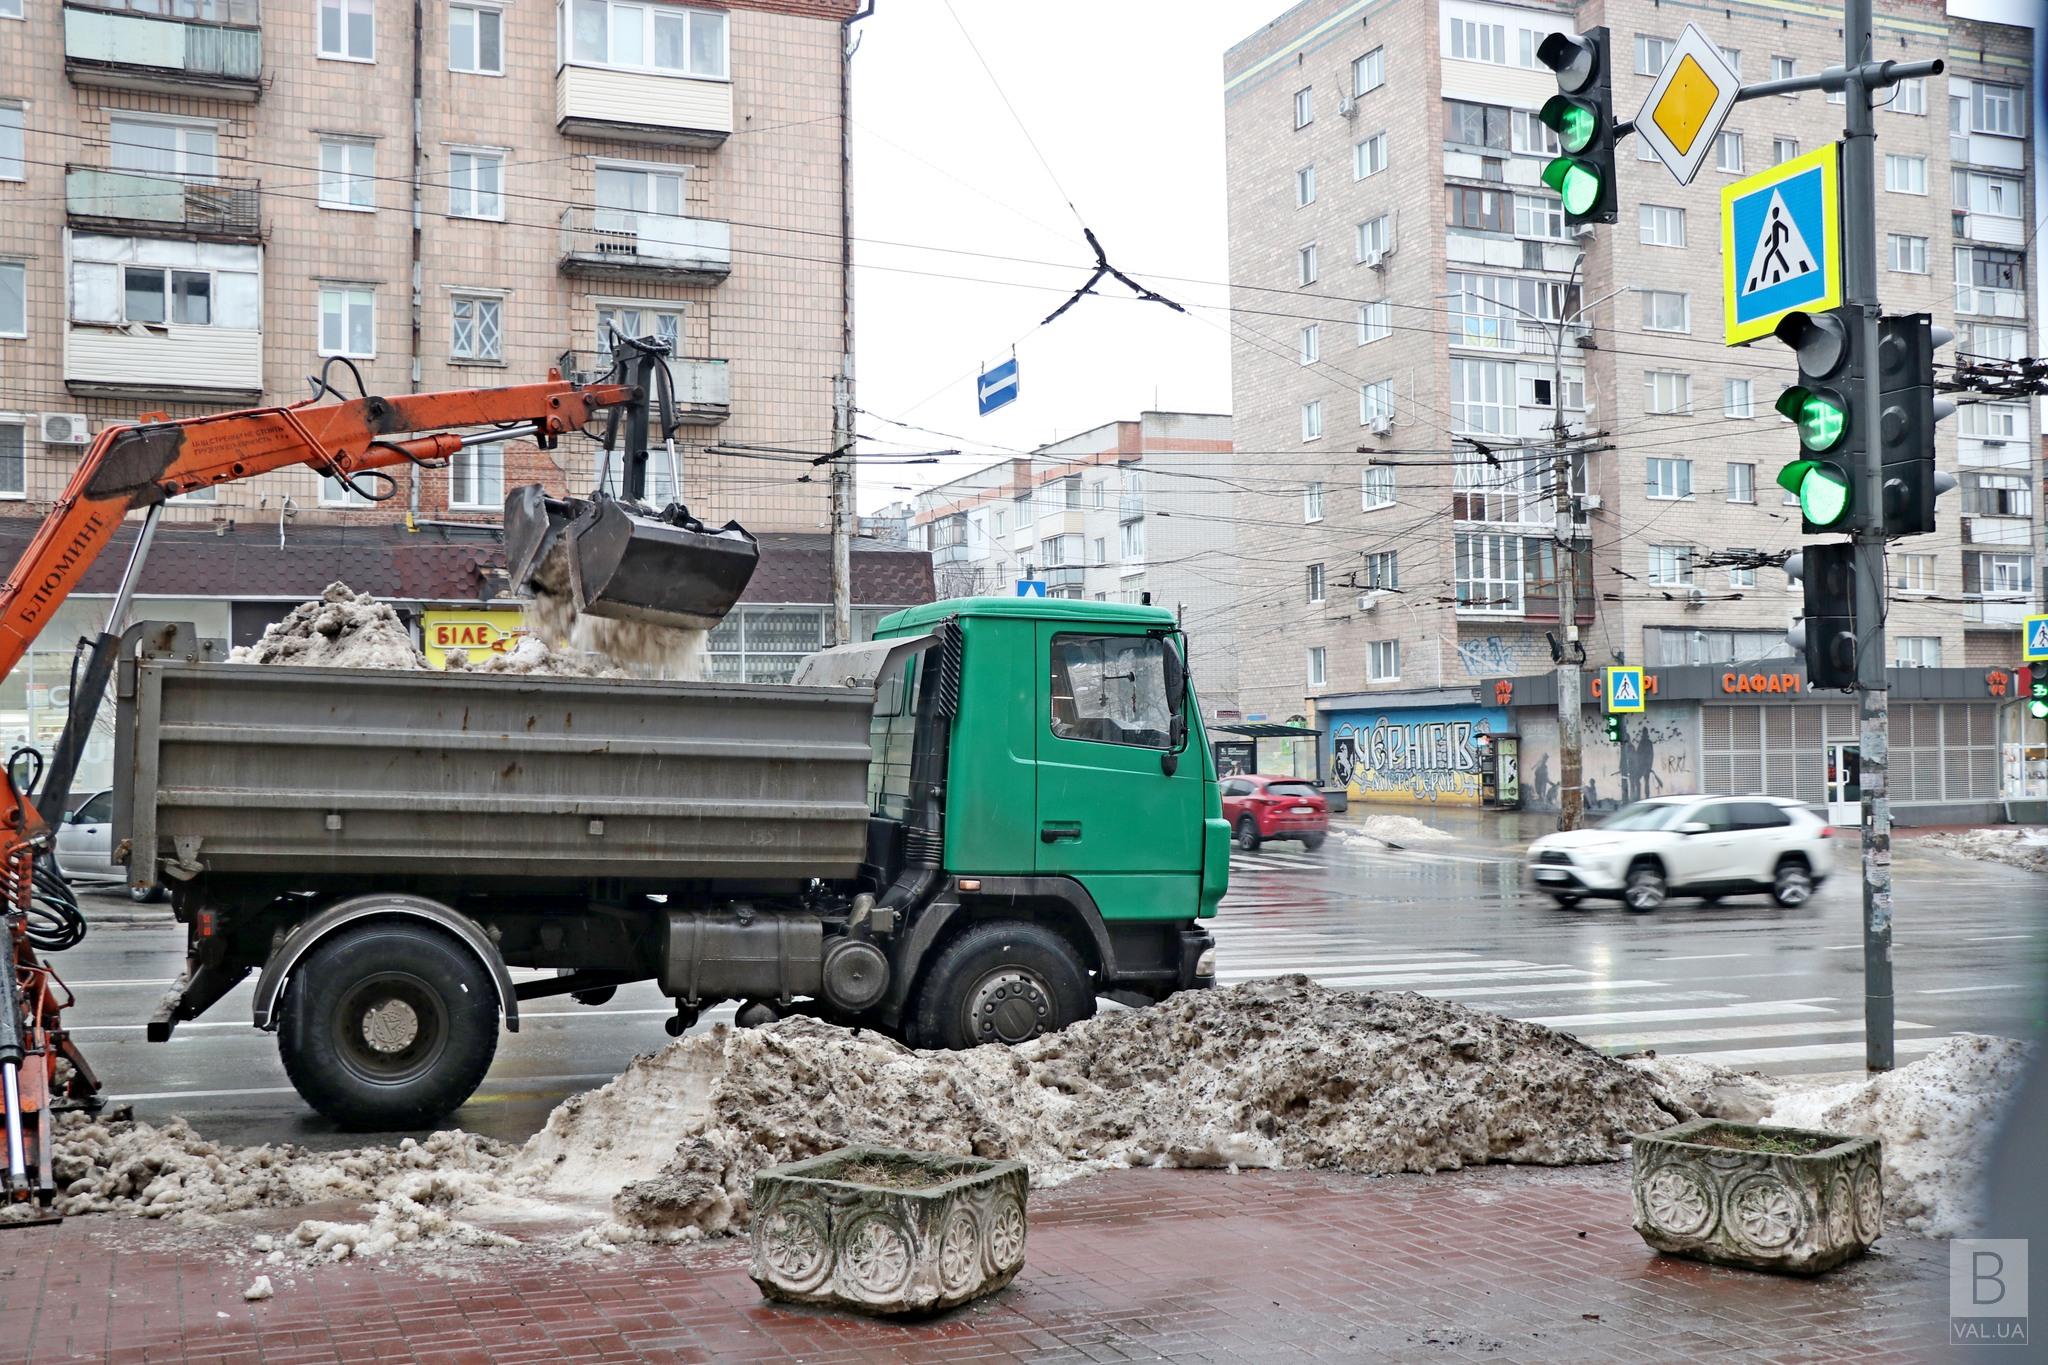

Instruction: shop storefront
[1316,690,1509,807]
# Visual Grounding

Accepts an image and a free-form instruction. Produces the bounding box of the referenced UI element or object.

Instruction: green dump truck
[124,598,1226,1128]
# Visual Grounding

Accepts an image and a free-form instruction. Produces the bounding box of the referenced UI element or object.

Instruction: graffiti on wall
[1520,713,1696,814]
[1454,635,1521,678]
[1325,706,1508,805]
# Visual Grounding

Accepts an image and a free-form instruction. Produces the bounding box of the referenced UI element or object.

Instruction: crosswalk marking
[1682,1038,1947,1067]
[1574,1018,1931,1050]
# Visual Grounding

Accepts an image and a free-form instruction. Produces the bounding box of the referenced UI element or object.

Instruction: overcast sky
[845,0,2044,514]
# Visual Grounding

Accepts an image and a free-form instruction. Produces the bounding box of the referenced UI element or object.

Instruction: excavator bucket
[503,484,759,631]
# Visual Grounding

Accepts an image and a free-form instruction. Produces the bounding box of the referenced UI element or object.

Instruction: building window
[1448,18,1505,62]
[1355,214,1390,261]
[1091,536,1105,566]
[110,115,217,180]
[0,0,17,19]
[1647,544,1694,586]
[320,0,375,60]
[1966,81,2018,136]
[1298,324,1320,365]
[1894,636,1942,668]
[1359,380,1393,428]
[70,242,259,329]
[1728,561,1758,589]
[1648,628,1790,668]
[1640,290,1689,333]
[1292,86,1313,128]
[1645,371,1692,415]
[1306,646,1326,688]
[318,137,375,210]
[1962,472,2032,519]
[1294,164,1316,207]
[1353,131,1388,180]
[1352,48,1384,98]
[1721,48,1741,76]
[1953,170,2023,219]
[1887,234,1927,274]
[0,104,21,182]
[121,267,214,325]
[1893,554,1935,594]
[1305,562,1326,603]
[1771,136,1799,165]
[1515,193,1566,240]
[1091,481,1105,509]
[319,285,376,357]
[1297,243,1317,286]
[1361,466,1395,510]
[1454,532,1522,613]
[1883,155,1926,195]
[1962,324,2025,362]
[1639,204,1685,247]
[1727,462,1755,503]
[1634,35,1671,75]
[1724,379,1754,419]
[1957,402,2022,439]
[0,261,22,337]
[596,304,681,358]
[1119,518,1144,564]
[449,2,502,73]
[1716,130,1743,172]
[0,419,23,501]
[1444,101,1509,151]
[1963,552,2034,597]
[1450,358,1513,435]
[1446,186,1507,232]
[1645,457,1693,500]
[1770,55,1794,84]
[450,293,501,361]
[1355,301,1390,345]
[1889,77,1924,115]
[1303,480,1324,523]
[569,0,728,78]
[1368,639,1400,681]
[1362,550,1398,589]
[1511,110,1559,157]
[321,472,377,506]
[449,444,502,508]
[1300,400,1323,442]
[447,148,504,219]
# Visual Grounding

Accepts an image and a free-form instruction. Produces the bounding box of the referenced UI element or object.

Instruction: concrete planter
[749,1146,1029,1315]
[1631,1118,1883,1275]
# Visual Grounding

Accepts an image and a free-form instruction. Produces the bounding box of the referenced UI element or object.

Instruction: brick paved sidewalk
[0,1163,1948,1364]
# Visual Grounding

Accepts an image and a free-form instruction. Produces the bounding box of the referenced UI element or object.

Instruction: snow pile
[441,635,608,677]
[229,584,427,669]
[1353,814,1457,847]
[48,980,1685,1256]
[1633,1034,2033,1237]
[1767,1035,2032,1237]
[1919,827,2048,875]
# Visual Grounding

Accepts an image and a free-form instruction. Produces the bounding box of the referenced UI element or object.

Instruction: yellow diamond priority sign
[1634,24,1740,187]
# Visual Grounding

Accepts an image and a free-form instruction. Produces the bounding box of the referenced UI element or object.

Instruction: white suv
[1526,795,1836,912]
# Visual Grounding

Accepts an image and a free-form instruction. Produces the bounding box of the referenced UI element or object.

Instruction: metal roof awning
[1211,722,1320,738]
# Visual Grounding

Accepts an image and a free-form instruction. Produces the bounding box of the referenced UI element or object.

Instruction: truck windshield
[1049,633,1173,749]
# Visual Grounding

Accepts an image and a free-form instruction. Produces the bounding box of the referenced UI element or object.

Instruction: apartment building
[1224,0,2036,811]
[911,412,1241,718]
[0,0,928,786]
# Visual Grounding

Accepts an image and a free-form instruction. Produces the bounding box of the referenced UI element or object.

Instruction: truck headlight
[1194,947,1216,979]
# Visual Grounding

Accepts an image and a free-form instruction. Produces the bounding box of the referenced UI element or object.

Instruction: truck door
[1034,625,1203,918]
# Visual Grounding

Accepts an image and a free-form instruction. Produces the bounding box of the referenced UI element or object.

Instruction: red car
[1219,774,1329,852]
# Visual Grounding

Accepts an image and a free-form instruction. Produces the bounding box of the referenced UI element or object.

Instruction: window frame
[319,0,376,62]
[449,0,505,74]
[1887,233,1928,274]
[318,284,377,359]
[1294,163,1316,207]
[1355,300,1390,345]
[565,0,730,80]
[1639,204,1685,247]
[1645,457,1694,501]
[1306,646,1327,688]
[317,136,377,212]
[1883,154,1927,195]
[449,290,503,364]
[1352,131,1388,180]
[1303,479,1324,524]
[1300,399,1323,442]
[1640,289,1690,333]
[1305,562,1326,604]
[1724,378,1755,419]
[449,442,504,509]
[1716,129,1743,173]
[0,103,22,182]
[1361,466,1395,511]
[0,419,24,500]
[1367,638,1400,682]
[447,146,506,220]
[1647,544,1695,587]
[1294,86,1313,129]
[109,112,219,181]
[1726,461,1755,504]
[1352,48,1383,97]
[1297,243,1318,286]
[0,260,23,338]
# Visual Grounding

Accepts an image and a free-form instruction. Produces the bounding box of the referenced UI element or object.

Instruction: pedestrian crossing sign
[2024,613,2048,663]
[1721,144,1842,346]
[1605,666,1646,714]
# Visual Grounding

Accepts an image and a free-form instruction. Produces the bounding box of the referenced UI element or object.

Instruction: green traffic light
[1775,385,1847,452]
[1542,156,1603,215]
[2031,699,2048,720]
[1775,459,1851,527]
[1557,103,1596,152]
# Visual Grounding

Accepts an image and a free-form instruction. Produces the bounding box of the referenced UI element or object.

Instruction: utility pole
[1551,320,1584,834]
[827,7,862,647]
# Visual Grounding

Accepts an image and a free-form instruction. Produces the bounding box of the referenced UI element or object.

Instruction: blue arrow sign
[1016,579,1047,598]
[978,356,1020,415]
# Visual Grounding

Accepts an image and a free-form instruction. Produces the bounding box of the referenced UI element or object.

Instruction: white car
[1526,795,1835,912]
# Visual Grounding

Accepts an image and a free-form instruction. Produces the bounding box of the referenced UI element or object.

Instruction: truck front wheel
[913,921,1095,1050]
[277,922,499,1130]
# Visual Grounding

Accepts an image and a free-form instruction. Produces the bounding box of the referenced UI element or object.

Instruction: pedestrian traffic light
[1603,712,1624,743]
[1773,309,1862,533]
[1784,544,1859,690]
[1875,313,1958,538]
[1537,28,1617,226]
[2026,666,2048,721]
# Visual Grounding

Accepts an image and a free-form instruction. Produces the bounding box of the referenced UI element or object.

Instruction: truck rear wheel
[277,921,499,1130]
[913,921,1094,1050]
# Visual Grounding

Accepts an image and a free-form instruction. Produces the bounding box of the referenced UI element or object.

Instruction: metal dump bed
[114,648,878,885]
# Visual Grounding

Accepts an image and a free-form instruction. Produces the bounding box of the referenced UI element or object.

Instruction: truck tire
[913,920,1095,1051]
[277,921,499,1130]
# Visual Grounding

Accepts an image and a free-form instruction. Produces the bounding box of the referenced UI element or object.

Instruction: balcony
[561,350,729,425]
[67,167,261,241]
[931,542,974,566]
[555,64,732,147]
[1964,597,2030,628]
[557,207,731,283]
[1118,494,1144,524]
[64,0,261,100]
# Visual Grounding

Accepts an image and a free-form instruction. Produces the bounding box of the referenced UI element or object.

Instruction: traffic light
[1773,309,1862,533]
[1875,313,1958,538]
[2026,666,2048,721]
[1784,545,1859,690]
[1537,28,1617,226]
[1603,712,1624,743]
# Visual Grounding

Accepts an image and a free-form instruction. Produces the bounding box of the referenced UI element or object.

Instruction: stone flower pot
[749,1146,1029,1315]
[1631,1118,1882,1275]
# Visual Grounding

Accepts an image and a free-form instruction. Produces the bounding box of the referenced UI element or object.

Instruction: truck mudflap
[146,960,250,1042]
[1177,926,1217,991]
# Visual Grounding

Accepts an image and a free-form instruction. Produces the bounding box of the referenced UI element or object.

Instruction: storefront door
[1825,742,1860,825]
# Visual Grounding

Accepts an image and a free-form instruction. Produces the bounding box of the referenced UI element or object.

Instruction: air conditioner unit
[1368,414,1393,436]
[1685,586,1706,610]
[40,413,90,446]
[1338,94,1359,119]
[1357,591,1381,613]
[1571,222,1596,239]
[1579,493,1602,511]
[1363,248,1388,271]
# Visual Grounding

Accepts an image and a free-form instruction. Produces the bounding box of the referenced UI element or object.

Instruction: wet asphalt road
[51,823,2047,1151]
